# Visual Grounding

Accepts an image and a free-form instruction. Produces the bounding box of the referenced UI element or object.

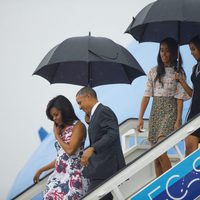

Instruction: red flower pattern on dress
[45,190,65,200]
[56,160,68,173]
[69,170,82,189]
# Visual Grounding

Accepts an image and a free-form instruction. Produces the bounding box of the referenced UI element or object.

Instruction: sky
[0,0,159,199]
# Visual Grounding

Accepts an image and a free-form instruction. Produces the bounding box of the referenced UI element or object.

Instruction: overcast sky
[0,0,159,199]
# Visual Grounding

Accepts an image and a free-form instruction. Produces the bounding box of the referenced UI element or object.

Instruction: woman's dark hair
[46,95,79,126]
[189,35,200,51]
[155,37,185,85]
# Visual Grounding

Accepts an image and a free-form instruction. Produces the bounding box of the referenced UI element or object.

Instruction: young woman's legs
[154,153,171,177]
[185,135,199,156]
[154,158,162,177]
[153,136,172,177]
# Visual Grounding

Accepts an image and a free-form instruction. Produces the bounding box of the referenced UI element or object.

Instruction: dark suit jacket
[83,103,125,180]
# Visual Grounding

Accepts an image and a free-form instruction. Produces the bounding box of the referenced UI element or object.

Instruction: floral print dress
[44,121,89,200]
[144,66,190,144]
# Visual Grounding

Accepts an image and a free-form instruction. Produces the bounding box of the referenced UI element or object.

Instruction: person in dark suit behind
[76,86,126,200]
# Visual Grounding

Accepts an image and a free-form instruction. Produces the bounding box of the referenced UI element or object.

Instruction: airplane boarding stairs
[11,114,200,200]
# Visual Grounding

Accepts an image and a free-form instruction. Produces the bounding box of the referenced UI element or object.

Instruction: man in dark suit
[76,87,125,199]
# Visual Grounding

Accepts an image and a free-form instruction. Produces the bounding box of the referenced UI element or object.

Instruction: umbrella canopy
[33,35,145,87]
[125,0,200,45]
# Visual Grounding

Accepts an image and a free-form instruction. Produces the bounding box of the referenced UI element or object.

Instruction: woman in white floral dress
[137,38,190,177]
[33,95,89,200]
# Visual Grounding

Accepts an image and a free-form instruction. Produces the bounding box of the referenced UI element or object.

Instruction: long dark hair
[46,95,79,126]
[189,35,200,52]
[155,37,185,85]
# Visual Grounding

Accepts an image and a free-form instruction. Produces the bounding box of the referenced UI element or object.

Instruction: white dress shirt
[90,102,100,119]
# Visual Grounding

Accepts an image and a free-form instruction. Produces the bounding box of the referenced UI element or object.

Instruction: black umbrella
[33,34,145,87]
[125,0,200,45]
